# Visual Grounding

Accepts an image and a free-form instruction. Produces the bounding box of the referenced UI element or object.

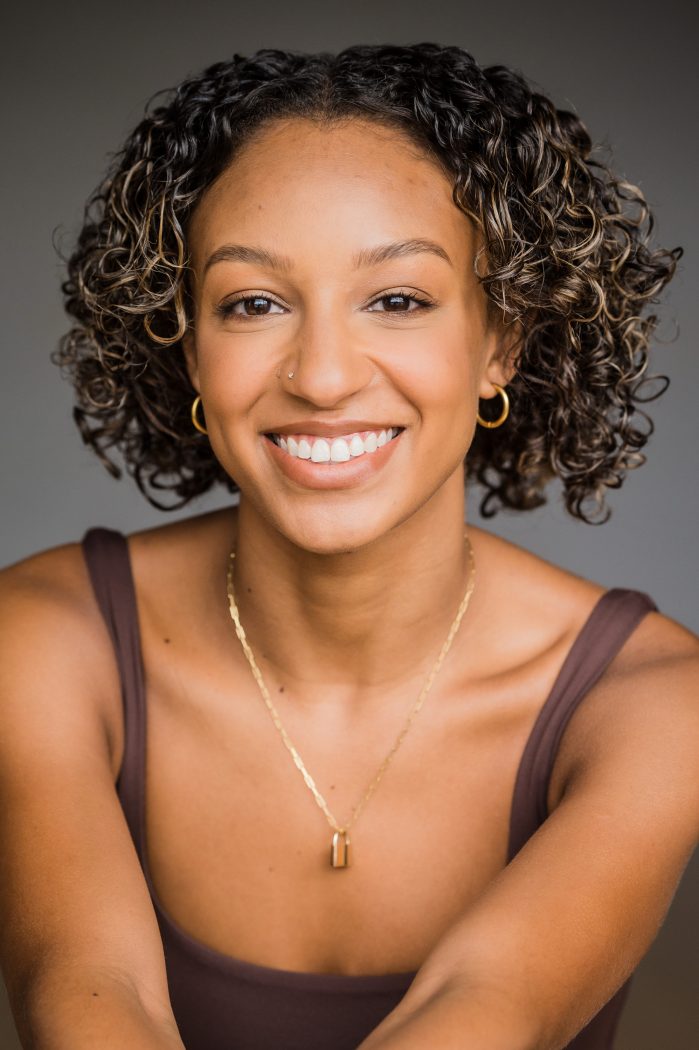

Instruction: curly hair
[53,42,681,522]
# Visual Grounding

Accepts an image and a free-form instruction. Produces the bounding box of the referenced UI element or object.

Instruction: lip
[263,419,403,439]
[262,428,404,490]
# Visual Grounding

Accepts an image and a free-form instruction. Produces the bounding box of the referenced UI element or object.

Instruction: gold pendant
[331,830,351,868]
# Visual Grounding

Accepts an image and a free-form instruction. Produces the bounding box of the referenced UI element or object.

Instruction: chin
[273,509,401,557]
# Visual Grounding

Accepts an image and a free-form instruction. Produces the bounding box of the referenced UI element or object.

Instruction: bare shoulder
[556,600,699,795]
[0,537,122,738]
[468,521,697,668]
[469,524,699,807]
[2,507,230,669]
[0,510,228,775]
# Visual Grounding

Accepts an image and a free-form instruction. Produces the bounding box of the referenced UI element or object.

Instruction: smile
[262,427,405,490]
[266,427,403,462]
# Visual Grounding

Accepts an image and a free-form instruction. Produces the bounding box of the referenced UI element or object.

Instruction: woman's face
[184,117,514,553]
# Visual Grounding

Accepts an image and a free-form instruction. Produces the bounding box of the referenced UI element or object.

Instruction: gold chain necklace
[226,527,476,868]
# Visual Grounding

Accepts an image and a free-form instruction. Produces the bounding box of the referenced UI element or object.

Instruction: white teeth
[273,428,400,462]
[310,438,331,462]
[330,438,351,462]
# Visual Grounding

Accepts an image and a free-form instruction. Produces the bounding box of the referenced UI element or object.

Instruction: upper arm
[0,546,174,1029]
[407,610,699,1049]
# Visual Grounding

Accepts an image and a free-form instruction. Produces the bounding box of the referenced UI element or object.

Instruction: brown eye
[217,295,286,320]
[367,291,434,314]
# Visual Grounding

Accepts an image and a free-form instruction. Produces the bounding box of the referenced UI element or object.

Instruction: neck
[225,487,479,706]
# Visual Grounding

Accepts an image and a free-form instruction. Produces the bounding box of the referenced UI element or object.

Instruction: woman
[1,42,697,1050]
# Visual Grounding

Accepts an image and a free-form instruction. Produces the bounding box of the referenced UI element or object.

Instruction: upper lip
[264,420,405,437]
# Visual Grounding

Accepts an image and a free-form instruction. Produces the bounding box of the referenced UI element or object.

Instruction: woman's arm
[358,612,699,1050]
[0,548,186,1049]
[358,977,536,1050]
[20,965,185,1050]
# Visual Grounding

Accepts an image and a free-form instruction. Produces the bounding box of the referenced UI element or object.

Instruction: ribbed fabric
[81,525,658,1050]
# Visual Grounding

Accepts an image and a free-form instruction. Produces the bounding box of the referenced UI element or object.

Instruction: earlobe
[477,354,515,402]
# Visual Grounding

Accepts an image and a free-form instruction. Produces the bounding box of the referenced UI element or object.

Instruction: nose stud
[287,371,295,379]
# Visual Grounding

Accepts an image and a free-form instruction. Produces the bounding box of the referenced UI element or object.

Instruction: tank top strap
[81,525,147,865]
[508,586,658,861]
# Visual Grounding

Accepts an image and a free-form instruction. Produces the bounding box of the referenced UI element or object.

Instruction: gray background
[1,0,697,1046]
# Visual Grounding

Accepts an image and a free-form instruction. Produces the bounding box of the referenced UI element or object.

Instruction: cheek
[392,334,474,419]
[391,335,481,472]
[195,334,271,416]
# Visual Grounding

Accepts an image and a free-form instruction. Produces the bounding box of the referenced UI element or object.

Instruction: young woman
[1,43,697,1050]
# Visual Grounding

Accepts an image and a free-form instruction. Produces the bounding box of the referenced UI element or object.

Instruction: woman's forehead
[187,118,473,273]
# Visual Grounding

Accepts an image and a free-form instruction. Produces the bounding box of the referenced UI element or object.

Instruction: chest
[116,630,567,976]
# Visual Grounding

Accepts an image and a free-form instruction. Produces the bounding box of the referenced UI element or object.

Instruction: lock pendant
[331,829,351,868]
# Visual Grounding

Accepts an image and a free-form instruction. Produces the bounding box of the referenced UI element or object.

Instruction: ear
[478,312,524,398]
[181,329,200,392]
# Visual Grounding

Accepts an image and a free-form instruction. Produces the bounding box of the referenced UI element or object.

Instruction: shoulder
[556,604,699,792]
[0,510,230,781]
[0,508,234,679]
[0,507,231,649]
[0,537,125,768]
[544,574,699,829]
[468,522,694,670]
[1,535,106,642]
[0,507,233,615]
[468,524,699,813]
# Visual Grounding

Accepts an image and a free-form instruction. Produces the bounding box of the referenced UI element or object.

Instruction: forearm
[356,977,539,1050]
[15,966,186,1050]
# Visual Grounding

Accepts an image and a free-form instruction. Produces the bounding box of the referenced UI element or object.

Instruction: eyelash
[215,289,436,322]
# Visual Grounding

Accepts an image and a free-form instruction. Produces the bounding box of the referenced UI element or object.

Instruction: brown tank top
[81,525,658,1050]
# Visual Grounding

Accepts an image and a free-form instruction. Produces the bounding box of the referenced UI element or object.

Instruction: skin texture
[1,117,698,1050]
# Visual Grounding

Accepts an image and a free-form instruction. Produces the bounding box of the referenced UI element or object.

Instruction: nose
[280,313,374,406]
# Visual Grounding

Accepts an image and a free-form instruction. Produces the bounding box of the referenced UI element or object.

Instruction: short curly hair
[54,42,681,523]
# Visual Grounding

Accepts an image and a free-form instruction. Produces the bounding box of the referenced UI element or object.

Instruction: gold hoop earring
[191,394,208,435]
[476,383,510,428]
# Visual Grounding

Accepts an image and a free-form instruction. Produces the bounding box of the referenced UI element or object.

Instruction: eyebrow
[203,237,453,275]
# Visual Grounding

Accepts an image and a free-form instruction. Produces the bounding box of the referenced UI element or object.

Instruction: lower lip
[262,431,404,490]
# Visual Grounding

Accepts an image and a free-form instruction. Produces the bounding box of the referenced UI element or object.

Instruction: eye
[216,294,286,321]
[366,290,435,315]
[215,288,436,322]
